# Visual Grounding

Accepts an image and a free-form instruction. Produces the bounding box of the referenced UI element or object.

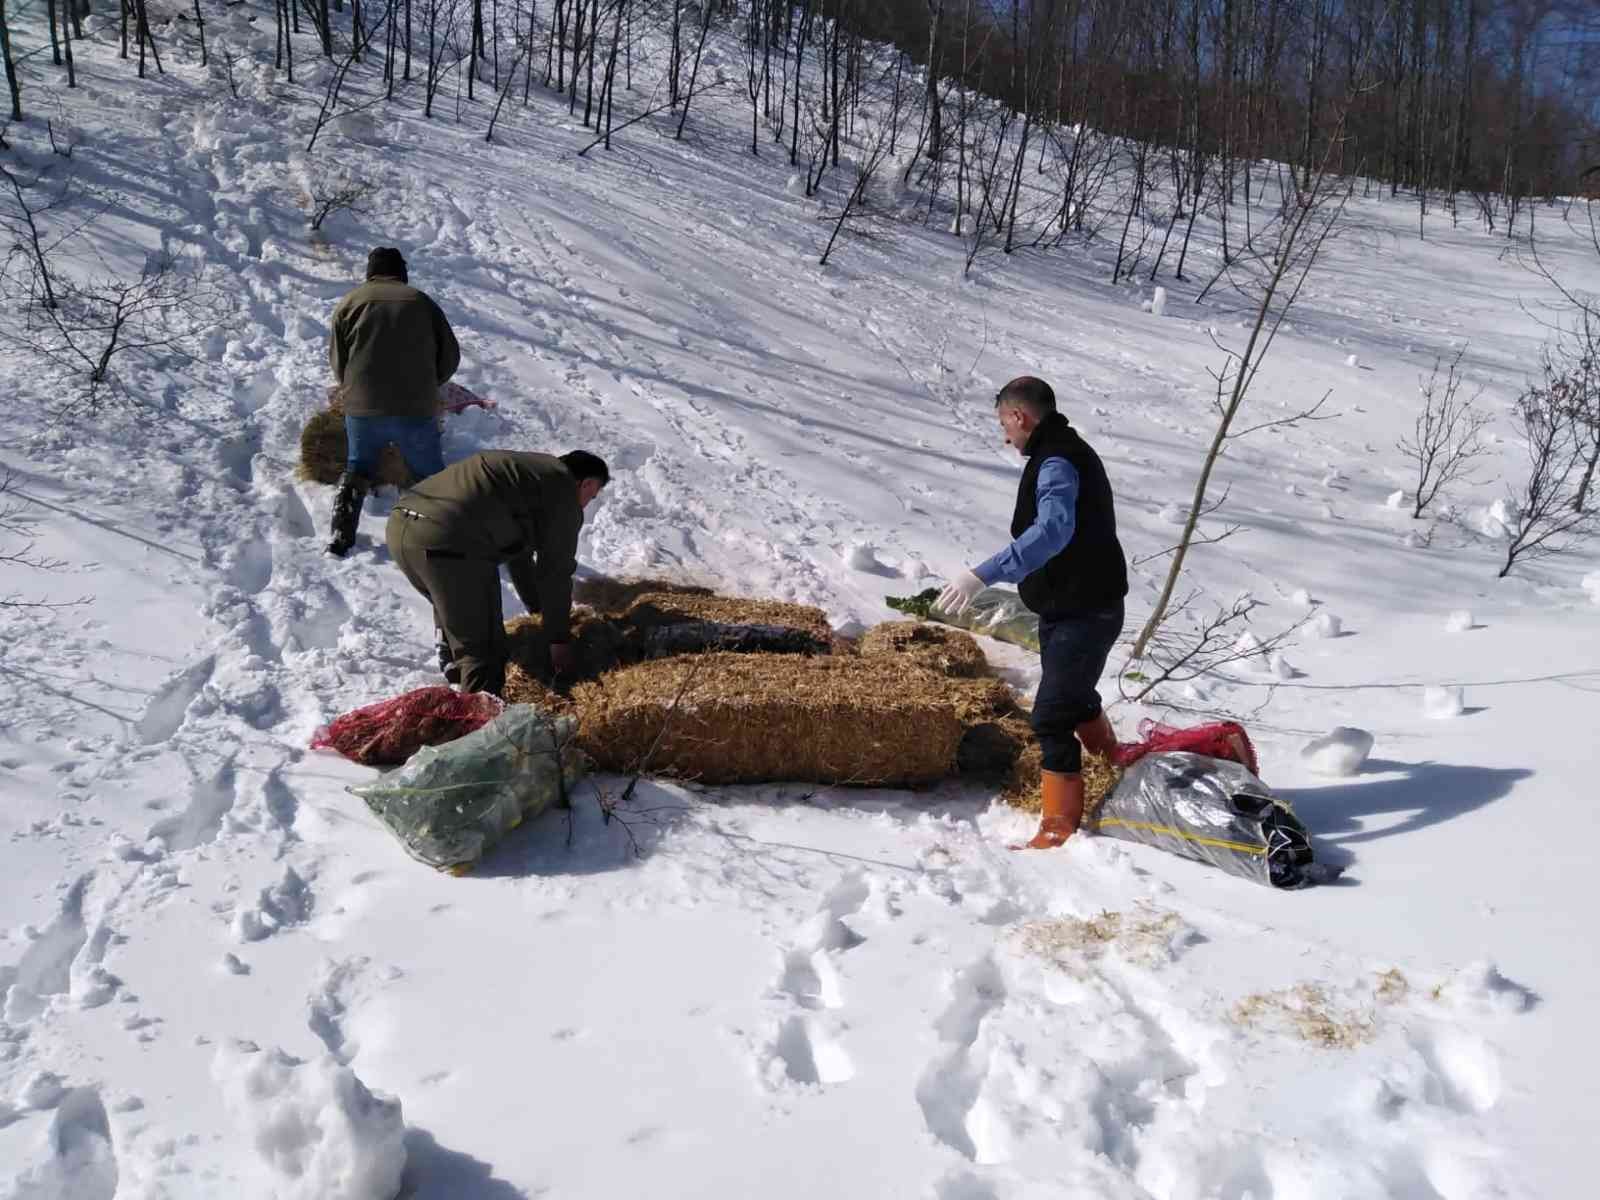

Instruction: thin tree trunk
[0,0,22,119]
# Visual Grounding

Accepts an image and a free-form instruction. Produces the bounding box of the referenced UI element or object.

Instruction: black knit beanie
[365,246,408,282]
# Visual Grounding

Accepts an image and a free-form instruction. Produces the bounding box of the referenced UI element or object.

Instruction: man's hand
[935,570,986,616]
[549,640,577,676]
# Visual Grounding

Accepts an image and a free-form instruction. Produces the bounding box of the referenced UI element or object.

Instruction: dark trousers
[387,511,507,696]
[1031,605,1124,774]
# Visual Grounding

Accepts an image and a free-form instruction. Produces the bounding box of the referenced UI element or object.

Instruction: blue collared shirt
[974,458,1079,585]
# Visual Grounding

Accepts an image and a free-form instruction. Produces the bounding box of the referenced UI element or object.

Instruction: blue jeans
[344,414,444,481]
[1031,605,1124,774]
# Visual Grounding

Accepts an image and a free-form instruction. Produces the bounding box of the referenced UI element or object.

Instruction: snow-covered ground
[2,10,1597,1199]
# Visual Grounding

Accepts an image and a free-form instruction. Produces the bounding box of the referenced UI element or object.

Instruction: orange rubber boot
[1012,770,1086,850]
[1075,711,1118,759]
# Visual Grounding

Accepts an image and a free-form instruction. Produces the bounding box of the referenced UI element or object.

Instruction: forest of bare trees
[5,3,1596,240]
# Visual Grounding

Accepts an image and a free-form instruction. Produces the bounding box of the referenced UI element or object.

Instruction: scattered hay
[622,591,834,642]
[858,620,987,678]
[572,576,716,614]
[1373,968,1410,1004]
[296,408,413,488]
[967,707,1121,817]
[1232,984,1377,1050]
[1015,907,1187,969]
[570,653,965,785]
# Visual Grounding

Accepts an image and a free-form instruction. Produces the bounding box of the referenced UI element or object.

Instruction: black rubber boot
[437,630,461,686]
[325,471,371,557]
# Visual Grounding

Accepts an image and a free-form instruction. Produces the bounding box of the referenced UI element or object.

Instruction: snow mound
[1422,686,1465,719]
[1158,502,1186,525]
[843,541,882,571]
[1151,286,1168,317]
[1384,489,1406,509]
[3,1087,118,1200]
[1300,727,1374,776]
[1582,571,1600,605]
[212,1042,405,1200]
[1345,353,1361,367]
[1445,610,1475,633]
[1307,611,1343,639]
[233,866,313,943]
[1289,587,1314,607]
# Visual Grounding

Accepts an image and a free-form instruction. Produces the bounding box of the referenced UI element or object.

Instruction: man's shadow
[1279,757,1531,871]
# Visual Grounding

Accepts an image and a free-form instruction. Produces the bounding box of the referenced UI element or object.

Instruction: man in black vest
[937,376,1128,849]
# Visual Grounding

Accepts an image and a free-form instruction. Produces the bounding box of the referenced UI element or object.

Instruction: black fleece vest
[1011,412,1128,617]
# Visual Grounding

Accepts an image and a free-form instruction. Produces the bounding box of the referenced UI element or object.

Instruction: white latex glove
[935,570,985,616]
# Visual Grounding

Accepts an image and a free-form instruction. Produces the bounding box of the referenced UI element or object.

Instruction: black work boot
[325,471,371,557]
[436,630,461,686]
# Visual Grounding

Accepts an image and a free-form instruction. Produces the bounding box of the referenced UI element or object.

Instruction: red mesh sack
[439,382,497,414]
[1110,719,1260,777]
[311,687,505,766]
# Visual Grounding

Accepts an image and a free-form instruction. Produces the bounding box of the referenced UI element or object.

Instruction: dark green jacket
[329,276,461,420]
[399,452,583,641]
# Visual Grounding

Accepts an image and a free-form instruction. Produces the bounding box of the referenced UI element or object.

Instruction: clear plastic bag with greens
[886,586,1041,653]
[353,704,584,873]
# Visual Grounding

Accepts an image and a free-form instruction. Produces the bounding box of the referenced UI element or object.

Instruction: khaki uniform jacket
[329,276,461,419]
[397,452,583,641]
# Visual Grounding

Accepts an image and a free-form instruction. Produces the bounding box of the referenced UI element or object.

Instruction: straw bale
[859,620,987,678]
[296,408,412,487]
[963,711,1121,815]
[504,612,628,685]
[623,592,833,642]
[571,653,964,785]
[572,576,716,614]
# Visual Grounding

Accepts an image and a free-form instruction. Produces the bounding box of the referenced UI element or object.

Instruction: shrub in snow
[1151,286,1168,317]
[1445,610,1475,632]
[213,1042,406,1200]
[1422,686,1465,719]
[1300,727,1374,776]
[1307,610,1342,638]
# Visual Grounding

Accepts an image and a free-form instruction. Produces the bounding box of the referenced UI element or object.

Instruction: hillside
[1,7,1597,1198]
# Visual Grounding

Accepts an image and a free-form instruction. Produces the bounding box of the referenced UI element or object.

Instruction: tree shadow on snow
[1279,757,1531,869]
[400,1127,529,1199]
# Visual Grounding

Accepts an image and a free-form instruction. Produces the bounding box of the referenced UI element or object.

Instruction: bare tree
[1,0,22,121]
[1498,369,1599,578]
[19,255,227,408]
[818,112,897,267]
[306,171,379,232]
[0,469,81,610]
[1,159,70,310]
[1397,347,1491,519]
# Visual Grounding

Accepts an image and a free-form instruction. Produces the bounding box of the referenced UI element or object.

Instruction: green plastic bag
[886,586,1041,653]
[353,705,584,873]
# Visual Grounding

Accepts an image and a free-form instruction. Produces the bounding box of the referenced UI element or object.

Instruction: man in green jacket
[387,450,610,696]
[327,247,462,557]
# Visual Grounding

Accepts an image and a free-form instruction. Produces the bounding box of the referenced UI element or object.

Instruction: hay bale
[571,653,965,786]
[572,576,716,614]
[963,710,1121,816]
[859,620,987,678]
[623,592,833,643]
[298,409,349,485]
[505,612,628,686]
[296,408,416,488]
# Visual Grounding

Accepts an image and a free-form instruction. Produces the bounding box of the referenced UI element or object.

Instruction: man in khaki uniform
[387,450,609,695]
[327,246,462,556]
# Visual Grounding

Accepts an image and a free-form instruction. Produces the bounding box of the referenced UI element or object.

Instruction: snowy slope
[2,9,1597,1199]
